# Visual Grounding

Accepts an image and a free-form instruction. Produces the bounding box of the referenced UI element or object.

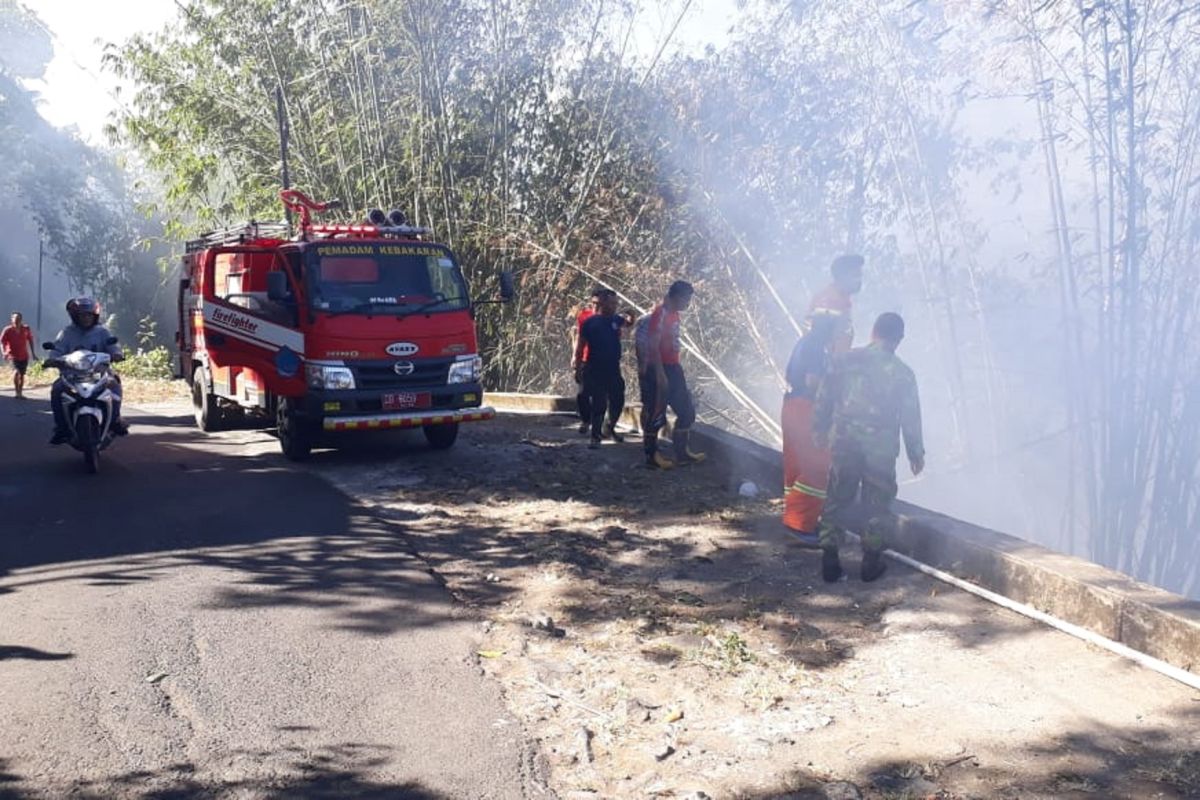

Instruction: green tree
[0,1,172,345]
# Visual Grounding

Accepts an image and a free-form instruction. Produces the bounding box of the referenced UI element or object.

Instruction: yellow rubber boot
[647,451,675,470]
[673,428,707,464]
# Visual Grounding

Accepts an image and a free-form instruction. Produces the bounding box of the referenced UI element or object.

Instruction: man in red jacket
[1,311,36,398]
[637,280,706,468]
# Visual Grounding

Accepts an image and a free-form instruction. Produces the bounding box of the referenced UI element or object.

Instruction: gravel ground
[297,413,1200,800]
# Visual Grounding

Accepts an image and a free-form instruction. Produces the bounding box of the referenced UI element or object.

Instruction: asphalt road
[0,391,547,799]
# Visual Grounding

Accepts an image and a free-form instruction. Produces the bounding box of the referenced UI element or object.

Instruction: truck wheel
[277,398,313,461]
[423,422,459,450]
[192,367,226,432]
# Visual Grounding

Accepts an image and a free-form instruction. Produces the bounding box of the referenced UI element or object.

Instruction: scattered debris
[477,650,505,659]
[602,525,628,543]
[652,743,676,762]
[575,726,594,764]
[871,771,941,797]
[533,680,610,721]
[640,643,683,665]
[528,613,566,638]
[821,781,863,800]
[663,707,684,723]
[1052,773,1103,793]
[145,671,168,684]
[624,698,653,723]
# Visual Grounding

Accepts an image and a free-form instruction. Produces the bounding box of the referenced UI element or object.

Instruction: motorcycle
[43,338,124,474]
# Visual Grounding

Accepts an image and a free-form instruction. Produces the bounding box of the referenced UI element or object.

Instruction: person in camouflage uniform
[812,312,925,583]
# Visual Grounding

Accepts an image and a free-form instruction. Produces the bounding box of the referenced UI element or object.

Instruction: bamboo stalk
[513,235,783,441]
[701,190,802,339]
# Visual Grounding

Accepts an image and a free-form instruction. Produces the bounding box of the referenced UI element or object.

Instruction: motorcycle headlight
[305,364,356,390]
[447,355,482,385]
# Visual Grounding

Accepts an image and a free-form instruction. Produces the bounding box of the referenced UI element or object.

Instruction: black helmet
[66,296,100,328]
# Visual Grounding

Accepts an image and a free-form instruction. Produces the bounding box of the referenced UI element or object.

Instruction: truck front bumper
[323,406,495,432]
[302,380,485,418]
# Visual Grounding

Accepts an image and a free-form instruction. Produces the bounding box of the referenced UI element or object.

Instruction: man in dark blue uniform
[574,289,629,448]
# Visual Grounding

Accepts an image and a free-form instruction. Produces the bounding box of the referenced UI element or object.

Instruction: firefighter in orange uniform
[781,254,863,545]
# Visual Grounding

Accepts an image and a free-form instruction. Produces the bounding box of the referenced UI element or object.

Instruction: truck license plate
[382,391,430,410]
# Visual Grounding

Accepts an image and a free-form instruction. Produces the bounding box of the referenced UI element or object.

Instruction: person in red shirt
[570,288,602,434]
[1,311,37,398]
[780,254,863,545]
[636,280,705,469]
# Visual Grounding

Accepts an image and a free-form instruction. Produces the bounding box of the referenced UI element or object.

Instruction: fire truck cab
[177,194,510,460]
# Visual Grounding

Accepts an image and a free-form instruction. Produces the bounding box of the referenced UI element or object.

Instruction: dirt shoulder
[0,364,189,405]
[299,413,1200,800]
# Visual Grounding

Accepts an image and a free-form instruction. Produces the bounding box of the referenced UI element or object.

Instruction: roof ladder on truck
[184,221,291,253]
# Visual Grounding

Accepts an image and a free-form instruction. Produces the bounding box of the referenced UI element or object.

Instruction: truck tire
[277,397,314,461]
[192,367,226,432]
[423,422,459,450]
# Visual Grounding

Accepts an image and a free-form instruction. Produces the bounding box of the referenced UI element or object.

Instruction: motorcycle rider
[48,297,127,445]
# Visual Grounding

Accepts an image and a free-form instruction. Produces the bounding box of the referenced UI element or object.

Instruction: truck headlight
[305,364,356,390]
[447,355,482,385]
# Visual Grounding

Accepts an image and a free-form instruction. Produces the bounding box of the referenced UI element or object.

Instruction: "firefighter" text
[211,307,260,335]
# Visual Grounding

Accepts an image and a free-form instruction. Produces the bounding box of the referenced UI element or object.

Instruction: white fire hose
[866,536,1200,692]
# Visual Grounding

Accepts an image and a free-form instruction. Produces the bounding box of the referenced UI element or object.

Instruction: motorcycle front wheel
[78,415,100,474]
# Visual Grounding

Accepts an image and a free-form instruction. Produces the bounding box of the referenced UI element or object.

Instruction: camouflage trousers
[816,438,898,553]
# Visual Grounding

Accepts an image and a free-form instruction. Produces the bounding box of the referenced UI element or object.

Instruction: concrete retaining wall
[484,392,1200,675]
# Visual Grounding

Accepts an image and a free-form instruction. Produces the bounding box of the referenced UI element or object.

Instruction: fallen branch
[531,679,611,722]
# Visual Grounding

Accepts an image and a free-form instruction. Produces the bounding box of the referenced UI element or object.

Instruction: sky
[21,0,735,145]
[22,0,176,144]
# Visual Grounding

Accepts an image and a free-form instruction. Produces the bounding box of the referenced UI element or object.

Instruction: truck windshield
[308,244,470,315]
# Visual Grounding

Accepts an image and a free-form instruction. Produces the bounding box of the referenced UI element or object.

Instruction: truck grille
[354,360,450,390]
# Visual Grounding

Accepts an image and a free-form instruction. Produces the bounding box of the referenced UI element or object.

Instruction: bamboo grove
[104,0,1200,599]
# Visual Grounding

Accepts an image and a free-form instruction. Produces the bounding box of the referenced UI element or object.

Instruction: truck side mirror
[266,271,289,302]
[499,270,515,302]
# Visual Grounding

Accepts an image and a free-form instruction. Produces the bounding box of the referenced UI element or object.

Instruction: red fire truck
[177,190,511,460]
